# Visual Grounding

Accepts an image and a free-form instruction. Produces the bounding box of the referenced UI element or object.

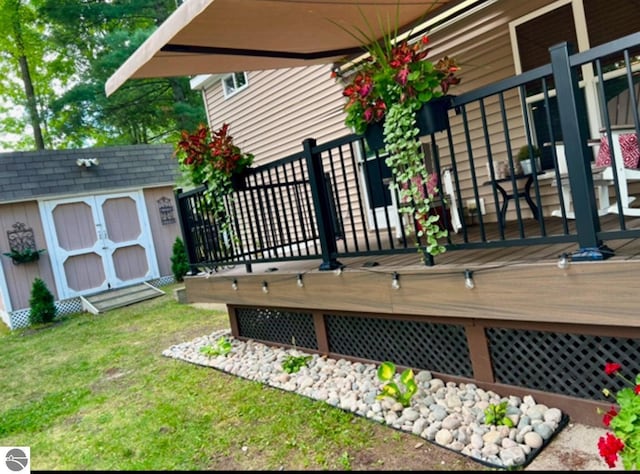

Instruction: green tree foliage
[0,0,205,151]
[0,0,73,150]
[28,277,56,325]
[171,236,190,282]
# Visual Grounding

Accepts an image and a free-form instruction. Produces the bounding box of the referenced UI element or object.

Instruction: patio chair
[595,125,640,216]
[548,126,640,218]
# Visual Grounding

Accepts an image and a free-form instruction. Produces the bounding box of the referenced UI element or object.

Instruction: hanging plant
[3,248,45,265]
[332,12,460,261]
[174,123,254,236]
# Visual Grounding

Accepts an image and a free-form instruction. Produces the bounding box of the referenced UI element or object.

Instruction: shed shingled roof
[0,144,179,203]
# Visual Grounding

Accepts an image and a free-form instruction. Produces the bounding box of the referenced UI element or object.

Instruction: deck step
[81,282,165,314]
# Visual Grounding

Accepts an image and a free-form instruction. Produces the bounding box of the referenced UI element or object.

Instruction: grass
[0,284,486,471]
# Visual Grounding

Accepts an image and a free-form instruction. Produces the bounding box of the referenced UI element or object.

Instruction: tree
[0,0,206,151]
[29,277,56,325]
[0,0,65,149]
[171,237,190,282]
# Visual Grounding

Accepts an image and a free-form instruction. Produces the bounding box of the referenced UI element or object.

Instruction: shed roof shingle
[0,144,179,203]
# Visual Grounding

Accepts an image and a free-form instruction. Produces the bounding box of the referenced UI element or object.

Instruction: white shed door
[42,192,158,298]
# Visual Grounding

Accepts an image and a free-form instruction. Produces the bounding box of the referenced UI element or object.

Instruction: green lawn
[0,284,485,471]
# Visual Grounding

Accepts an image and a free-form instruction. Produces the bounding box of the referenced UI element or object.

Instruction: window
[222,72,248,98]
[510,0,640,169]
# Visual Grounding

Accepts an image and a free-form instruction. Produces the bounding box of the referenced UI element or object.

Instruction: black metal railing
[176,32,640,272]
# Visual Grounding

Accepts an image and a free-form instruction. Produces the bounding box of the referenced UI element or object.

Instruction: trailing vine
[384,100,447,260]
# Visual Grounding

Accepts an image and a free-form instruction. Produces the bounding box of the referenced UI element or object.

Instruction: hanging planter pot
[416,95,453,136]
[363,120,386,152]
[3,248,44,265]
[230,169,251,192]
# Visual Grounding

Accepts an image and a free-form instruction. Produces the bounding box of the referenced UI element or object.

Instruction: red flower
[605,362,622,375]
[635,385,640,395]
[602,406,618,427]
[598,433,624,468]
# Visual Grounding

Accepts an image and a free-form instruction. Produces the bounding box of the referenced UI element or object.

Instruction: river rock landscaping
[162,329,568,470]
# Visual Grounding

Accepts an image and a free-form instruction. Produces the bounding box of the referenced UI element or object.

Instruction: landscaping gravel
[162,329,567,469]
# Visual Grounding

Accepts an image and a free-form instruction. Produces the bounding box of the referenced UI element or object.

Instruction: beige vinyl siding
[143,187,182,278]
[202,64,350,165]
[0,201,56,310]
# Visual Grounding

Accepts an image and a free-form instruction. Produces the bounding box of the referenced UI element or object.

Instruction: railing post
[549,42,613,260]
[173,188,199,275]
[303,138,342,270]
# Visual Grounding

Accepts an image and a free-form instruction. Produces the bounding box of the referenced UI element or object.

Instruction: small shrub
[484,400,514,427]
[170,237,190,282]
[29,277,56,325]
[199,336,232,357]
[376,361,417,407]
[282,354,312,374]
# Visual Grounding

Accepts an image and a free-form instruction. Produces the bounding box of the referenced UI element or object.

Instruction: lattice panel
[325,314,473,377]
[149,276,175,287]
[9,297,83,329]
[487,328,640,400]
[235,307,318,350]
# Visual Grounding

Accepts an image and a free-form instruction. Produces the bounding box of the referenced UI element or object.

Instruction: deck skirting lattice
[235,307,318,350]
[487,328,640,401]
[324,314,473,377]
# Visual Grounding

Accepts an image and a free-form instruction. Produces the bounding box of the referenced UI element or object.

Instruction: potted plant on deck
[175,123,254,235]
[517,144,542,175]
[332,20,460,261]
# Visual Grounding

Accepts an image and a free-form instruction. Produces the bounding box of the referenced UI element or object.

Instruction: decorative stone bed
[163,329,569,470]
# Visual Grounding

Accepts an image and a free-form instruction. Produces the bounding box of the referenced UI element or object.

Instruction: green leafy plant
[28,277,57,325]
[332,8,460,261]
[3,247,45,264]
[375,361,417,407]
[597,362,640,470]
[483,400,514,427]
[199,336,232,357]
[282,354,312,374]
[174,122,254,235]
[170,237,190,282]
[517,144,541,162]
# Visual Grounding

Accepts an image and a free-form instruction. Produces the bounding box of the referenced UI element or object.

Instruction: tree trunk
[17,54,45,150]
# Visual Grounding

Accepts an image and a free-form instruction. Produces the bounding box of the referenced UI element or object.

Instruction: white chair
[547,126,640,219]
[442,168,463,233]
[548,142,612,219]
[597,125,640,216]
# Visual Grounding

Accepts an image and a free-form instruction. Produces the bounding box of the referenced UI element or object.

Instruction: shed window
[222,72,248,98]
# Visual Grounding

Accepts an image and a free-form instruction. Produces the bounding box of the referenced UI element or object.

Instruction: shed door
[42,192,158,298]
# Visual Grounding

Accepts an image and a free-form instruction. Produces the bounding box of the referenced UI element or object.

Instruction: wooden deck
[186,214,640,328]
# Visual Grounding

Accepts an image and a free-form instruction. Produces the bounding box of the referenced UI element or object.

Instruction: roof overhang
[105,0,477,97]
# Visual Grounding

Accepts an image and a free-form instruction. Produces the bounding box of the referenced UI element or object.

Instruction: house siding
[202,64,350,165]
